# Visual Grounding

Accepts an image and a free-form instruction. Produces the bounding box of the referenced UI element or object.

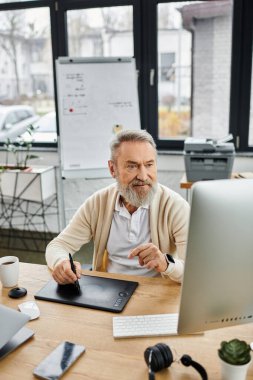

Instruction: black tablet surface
[34,275,138,313]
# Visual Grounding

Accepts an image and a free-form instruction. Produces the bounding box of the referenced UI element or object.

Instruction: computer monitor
[177,178,253,334]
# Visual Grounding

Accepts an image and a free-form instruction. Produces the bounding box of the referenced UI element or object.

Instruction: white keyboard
[113,313,178,338]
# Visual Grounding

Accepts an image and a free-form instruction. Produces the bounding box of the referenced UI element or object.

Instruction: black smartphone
[33,341,85,380]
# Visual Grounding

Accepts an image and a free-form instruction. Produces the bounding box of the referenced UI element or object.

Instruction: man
[46,130,190,285]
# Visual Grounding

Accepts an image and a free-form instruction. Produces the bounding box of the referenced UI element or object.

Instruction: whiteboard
[56,57,141,178]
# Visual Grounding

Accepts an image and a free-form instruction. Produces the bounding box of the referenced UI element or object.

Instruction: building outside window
[67,6,134,58]
[0,7,55,143]
[157,1,233,141]
[160,52,176,82]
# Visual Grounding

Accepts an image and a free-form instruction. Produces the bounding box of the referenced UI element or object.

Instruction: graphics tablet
[34,275,138,313]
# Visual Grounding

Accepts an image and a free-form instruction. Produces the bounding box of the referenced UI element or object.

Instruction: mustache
[130,179,152,186]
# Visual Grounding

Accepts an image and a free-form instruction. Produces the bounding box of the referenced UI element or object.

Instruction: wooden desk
[180,172,253,202]
[1,263,253,379]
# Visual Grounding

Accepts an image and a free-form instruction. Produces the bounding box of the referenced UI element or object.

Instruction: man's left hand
[128,243,167,272]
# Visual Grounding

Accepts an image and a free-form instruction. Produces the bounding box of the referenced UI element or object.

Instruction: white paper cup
[0,256,19,288]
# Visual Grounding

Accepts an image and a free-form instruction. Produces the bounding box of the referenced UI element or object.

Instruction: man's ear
[108,160,116,178]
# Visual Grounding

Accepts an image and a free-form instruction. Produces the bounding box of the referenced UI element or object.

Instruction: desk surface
[0,263,252,380]
[180,172,253,189]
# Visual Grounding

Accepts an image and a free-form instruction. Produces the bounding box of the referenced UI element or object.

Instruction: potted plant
[218,338,252,380]
[1,124,39,169]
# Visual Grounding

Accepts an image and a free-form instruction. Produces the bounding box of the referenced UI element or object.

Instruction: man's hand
[52,259,82,284]
[128,243,168,273]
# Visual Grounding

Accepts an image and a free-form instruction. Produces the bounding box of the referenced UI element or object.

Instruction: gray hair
[110,129,156,161]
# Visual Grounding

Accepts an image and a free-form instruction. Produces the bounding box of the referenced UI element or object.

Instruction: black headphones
[144,343,208,380]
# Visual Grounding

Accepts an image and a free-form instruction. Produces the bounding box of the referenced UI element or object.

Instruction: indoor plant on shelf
[1,124,39,171]
[218,338,252,380]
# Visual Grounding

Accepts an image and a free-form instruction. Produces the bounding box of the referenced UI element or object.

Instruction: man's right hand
[52,259,82,285]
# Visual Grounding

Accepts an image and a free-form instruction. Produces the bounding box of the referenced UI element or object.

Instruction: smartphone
[33,341,85,380]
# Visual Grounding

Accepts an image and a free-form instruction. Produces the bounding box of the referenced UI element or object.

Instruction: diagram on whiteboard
[62,73,87,115]
[56,57,141,176]
[63,97,87,115]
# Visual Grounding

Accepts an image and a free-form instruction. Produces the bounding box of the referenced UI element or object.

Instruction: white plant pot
[220,358,252,380]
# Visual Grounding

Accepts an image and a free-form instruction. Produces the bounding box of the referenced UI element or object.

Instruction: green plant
[2,124,39,169]
[218,339,251,365]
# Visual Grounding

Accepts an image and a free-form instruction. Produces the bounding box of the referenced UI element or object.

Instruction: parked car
[0,105,39,142]
[22,111,57,143]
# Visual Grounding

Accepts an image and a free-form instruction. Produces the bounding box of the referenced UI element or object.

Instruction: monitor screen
[177,178,253,334]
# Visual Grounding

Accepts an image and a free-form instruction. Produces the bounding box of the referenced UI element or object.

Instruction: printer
[184,135,235,181]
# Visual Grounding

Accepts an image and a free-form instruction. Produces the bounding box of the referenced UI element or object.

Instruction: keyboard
[113,313,178,338]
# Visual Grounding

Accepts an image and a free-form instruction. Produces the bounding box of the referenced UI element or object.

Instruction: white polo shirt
[107,194,162,277]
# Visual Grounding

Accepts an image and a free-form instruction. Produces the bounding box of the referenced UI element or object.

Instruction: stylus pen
[69,253,81,294]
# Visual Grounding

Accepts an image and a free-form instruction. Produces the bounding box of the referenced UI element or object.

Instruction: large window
[156,1,233,143]
[0,6,55,144]
[0,0,252,152]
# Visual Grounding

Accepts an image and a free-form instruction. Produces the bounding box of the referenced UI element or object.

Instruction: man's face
[108,141,158,207]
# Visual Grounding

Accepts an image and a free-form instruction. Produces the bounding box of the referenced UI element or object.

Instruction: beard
[116,178,158,208]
